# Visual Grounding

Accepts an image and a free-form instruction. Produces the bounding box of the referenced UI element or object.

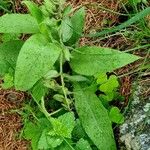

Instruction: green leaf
[76,138,92,150]
[109,107,124,124]
[15,34,61,91]
[63,48,72,61]
[0,40,24,76]
[0,14,39,33]
[64,74,89,82]
[63,5,73,16]
[74,84,117,150]
[100,93,114,102]
[38,129,61,149]
[44,70,59,80]
[61,17,73,42]
[22,1,44,23]
[57,140,75,150]
[47,135,63,148]
[53,94,65,102]
[68,7,85,45]
[99,75,119,93]
[96,73,108,84]
[23,118,51,150]
[1,73,14,89]
[31,80,48,102]
[24,122,41,140]
[43,0,56,14]
[38,129,50,149]
[49,112,75,138]
[1,33,20,42]
[72,119,88,140]
[71,46,140,76]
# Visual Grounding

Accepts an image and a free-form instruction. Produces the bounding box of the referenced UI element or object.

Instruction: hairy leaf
[74,84,117,150]
[0,14,39,33]
[0,40,24,76]
[71,46,140,76]
[15,34,61,91]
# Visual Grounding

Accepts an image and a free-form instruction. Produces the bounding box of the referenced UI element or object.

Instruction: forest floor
[0,0,150,150]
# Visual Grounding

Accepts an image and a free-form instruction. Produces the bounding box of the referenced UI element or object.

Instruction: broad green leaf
[61,17,73,42]
[15,34,61,91]
[109,107,124,124]
[67,7,85,45]
[71,46,140,76]
[76,138,92,150]
[23,1,44,23]
[74,84,117,150]
[0,14,39,33]
[0,40,24,76]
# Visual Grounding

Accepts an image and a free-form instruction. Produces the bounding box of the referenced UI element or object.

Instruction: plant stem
[60,52,70,111]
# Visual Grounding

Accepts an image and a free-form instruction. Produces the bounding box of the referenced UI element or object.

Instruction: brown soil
[0,86,29,150]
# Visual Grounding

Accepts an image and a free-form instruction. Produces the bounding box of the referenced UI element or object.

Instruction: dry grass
[0,86,29,150]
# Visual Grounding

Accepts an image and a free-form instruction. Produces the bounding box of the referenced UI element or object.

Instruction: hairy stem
[60,52,70,110]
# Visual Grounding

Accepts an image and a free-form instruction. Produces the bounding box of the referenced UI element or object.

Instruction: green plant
[0,0,141,150]
[0,0,11,13]
[129,0,148,6]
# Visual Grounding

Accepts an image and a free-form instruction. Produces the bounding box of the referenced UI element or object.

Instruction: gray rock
[119,84,150,150]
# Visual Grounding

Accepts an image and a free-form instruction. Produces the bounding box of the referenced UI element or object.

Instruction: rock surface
[119,84,150,150]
